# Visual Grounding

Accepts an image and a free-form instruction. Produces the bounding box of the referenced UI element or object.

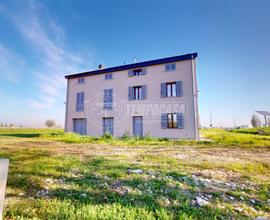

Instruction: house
[64,53,199,140]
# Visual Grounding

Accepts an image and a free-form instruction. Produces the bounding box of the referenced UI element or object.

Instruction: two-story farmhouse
[65,53,199,139]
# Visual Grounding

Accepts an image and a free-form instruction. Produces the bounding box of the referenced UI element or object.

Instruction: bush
[101,132,113,140]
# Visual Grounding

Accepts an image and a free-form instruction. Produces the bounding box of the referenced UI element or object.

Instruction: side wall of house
[65,59,198,139]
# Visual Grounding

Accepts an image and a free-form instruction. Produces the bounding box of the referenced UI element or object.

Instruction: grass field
[0,128,269,219]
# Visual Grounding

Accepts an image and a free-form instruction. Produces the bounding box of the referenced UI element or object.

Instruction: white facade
[65,53,199,139]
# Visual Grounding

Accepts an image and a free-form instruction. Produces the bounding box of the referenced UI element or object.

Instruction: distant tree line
[0,123,22,127]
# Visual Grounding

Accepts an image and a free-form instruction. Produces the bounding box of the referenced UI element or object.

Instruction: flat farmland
[0,128,269,219]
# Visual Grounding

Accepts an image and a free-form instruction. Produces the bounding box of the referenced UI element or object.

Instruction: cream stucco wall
[65,59,199,139]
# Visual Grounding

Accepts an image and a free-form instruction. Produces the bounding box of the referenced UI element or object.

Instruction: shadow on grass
[0,133,41,138]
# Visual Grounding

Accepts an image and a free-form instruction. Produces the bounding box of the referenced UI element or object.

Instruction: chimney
[98,64,104,69]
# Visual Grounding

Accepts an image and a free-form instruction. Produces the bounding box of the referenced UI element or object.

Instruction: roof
[65,52,198,79]
[256,111,270,116]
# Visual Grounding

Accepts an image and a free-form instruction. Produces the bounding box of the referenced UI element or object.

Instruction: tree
[267,117,270,127]
[45,119,56,128]
[251,114,262,128]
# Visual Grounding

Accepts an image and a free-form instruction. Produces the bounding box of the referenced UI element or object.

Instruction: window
[165,63,176,72]
[133,69,142,76]
[128,68,146,77]
[78,78,85,84]
[161,81,183,98]
[166,82,177,97]
[128,85,147,100]
[134,86,142,100]
[161,113,184,129]
[104,89,113,110]
[76,92,84,112]
[105,73,113,80]
[167,113,177,128]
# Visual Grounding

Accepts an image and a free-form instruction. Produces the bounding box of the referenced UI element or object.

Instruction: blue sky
[0,0,269,127]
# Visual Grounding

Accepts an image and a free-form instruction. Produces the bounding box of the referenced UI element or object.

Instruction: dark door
[133,116,143,137]
[73,119,86,135]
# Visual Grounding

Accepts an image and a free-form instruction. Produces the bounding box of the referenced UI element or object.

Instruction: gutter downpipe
[191,56,200,140]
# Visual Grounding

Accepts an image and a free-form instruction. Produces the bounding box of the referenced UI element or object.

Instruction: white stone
[255,217,268,220]
[196,197,209,206]
[128,169,143,174]
[81,193,87,198]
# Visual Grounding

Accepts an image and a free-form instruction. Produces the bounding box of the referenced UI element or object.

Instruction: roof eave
[65,52,198,79]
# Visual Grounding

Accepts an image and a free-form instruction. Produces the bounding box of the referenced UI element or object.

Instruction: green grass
[0,127,269,219]
[201,128,270,147]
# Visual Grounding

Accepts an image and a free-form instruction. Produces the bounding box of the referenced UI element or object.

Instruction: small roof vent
[98,64,104,69]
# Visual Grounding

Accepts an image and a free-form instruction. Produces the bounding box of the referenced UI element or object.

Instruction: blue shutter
[109,89,113,109]
[165,64,170,72]
[103,118,106,134]
[128,86,133,100]
[141,85,147,99]
[161,83,166,98]
[171,63,176,71]
[141,68,147,75]
[177,113,184,129]
[176,81,183,97]
[161,113,167,129]
[128,70,134,77]
[76,93,80,111]
[81,92,84,111]
[103,90,107,109]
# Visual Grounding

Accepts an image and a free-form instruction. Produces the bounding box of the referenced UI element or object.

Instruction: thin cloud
[1,0,94,109]
[0,44,24,83]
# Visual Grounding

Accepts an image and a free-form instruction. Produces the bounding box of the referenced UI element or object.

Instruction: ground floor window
[73,118,87,135]
[103,117,114,135]
[161,113,184,129]
[167,113,177,128]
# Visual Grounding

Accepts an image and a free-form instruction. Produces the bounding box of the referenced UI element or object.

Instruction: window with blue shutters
[161,113,184,129]
[161,81,183,97]
[76,92,84,112]
[128,68,147,77]
[165,63,176,72]
[128,85,147,100]
[104,89,113,110]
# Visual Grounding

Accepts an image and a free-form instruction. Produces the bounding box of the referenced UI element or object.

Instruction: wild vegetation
[0,128,269,219]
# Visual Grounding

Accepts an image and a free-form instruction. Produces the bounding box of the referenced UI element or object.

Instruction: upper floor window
[161,81,183,98]
[128,68,147,77]
[133,86,142,100]
[105,73,113,80]
[128,85,147,100]
[76,92,84,112]
[78,78,85,84]
[165,63,176,72]
[161,113,184,129]
[166,82,176,97]
[104,89,113,110]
